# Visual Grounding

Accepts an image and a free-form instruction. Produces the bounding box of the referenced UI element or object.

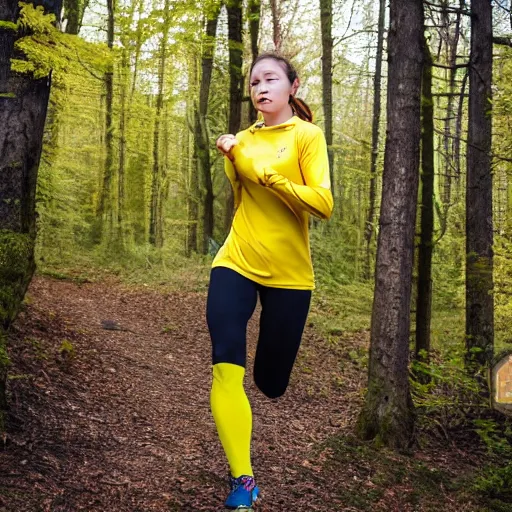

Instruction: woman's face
[249,58,299,118]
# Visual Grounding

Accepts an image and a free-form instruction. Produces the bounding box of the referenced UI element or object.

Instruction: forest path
[1,276,478,511]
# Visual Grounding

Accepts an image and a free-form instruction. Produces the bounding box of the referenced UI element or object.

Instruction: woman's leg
[254,287,311,398]
[207,267,258,478]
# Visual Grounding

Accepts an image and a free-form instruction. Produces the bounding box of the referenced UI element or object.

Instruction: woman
[208,52,333,510]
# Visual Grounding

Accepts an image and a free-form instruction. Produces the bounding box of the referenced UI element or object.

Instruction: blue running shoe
[225,475,259,510]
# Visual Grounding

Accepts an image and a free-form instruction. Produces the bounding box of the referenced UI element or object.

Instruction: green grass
[37,243,213,293]
[309,279,374,337]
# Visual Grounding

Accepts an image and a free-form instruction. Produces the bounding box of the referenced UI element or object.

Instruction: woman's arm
[264,171,333,220]
[237,127,334,220]
[224,157,242,209]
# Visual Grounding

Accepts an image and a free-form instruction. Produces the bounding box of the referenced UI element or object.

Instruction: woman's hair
[249,52,313,123]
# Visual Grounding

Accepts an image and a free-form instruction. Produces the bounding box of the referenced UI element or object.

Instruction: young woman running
[208,52,333,510]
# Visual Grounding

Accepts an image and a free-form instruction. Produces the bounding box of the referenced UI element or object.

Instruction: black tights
[206,267,311,398]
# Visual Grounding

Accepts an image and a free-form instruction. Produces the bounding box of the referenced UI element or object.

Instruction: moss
[0,229,35,409]
[0,332,8,411]
[0,229,35,324]
[357,381,415,451]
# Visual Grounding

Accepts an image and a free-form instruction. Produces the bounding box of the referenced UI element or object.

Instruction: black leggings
[206,267,311,398]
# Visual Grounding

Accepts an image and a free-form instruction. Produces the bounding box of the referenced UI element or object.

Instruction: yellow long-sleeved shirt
[212,116,333,290]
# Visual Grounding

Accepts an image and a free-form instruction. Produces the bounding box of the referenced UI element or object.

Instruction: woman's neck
[262,105,294,127]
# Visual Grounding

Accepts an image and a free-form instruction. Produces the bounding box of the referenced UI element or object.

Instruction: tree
[223,0,244,233]
[63,0,88,35]
[357,0,424,450]
[269,0,282,52]
[149,0,172,247]
[96,0,116,244]
[415,37,434,375]
[187,55,200,256]
[248,0,260,124]
[116,0,139,248]
[0,0,62,410]
[465,0,493,392]
[433,0,465,238]
[0,1,19,89]
[195,2,221,254]
[364,0,386,279]
[320,0,334,189]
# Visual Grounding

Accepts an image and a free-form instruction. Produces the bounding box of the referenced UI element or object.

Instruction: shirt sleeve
[224,156,242,209]
[263,127,334,220]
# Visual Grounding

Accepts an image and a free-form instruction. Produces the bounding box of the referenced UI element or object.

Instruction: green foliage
[0,21,18,31]
[495,237,512,351]
[59,339,74,356]
[411,353,482,429]
[473,463,512,506]
[311,225,360,286]
[470,419,512,507]
[12,2,111,80]
[412,352,512,510]
[0,336,10,370]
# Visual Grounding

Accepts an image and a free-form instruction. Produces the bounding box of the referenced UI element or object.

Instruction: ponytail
[289,95,313,123]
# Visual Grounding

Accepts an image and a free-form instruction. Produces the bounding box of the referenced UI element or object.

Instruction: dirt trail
[1,276,364,511]
[0,276,480,511]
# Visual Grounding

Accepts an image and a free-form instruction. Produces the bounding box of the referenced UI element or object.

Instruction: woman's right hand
[216,134,239,161]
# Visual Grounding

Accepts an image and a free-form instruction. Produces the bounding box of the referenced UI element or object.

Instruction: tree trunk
[269,0,282,52]
[96,0,115,244]
[63,0,88,35]
[224,0,243,235]
[248,0,260,123]
[118,53,128,247]
[187,106,198,256]
[320,0,334,192]
[438,0,463,223]
[0,0,62,411]
[187,52,199,256]
[149,0,171,248]
[415,39,434,377]
[0,1,19,90]
[197,7,220,254]
[357,0,424,451]
[130,0,144,101]
[117,0,138,248]
[465,0,493,394]
[364,0,386,279]
[454,69,468,198]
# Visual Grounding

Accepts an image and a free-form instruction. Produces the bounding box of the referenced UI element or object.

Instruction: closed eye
[251,78,278,86]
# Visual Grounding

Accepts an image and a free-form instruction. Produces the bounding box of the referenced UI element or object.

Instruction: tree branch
[423,1,471,16]
[432,62,469,70]
[493,36,512,47]
[434,127,512,163]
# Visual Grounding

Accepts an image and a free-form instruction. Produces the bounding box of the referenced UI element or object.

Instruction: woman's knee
[254,373,289,399]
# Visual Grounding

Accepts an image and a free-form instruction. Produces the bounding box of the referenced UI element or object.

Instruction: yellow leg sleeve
[210,363,253,478]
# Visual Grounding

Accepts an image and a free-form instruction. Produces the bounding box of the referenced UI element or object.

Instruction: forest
[1,0,512,510]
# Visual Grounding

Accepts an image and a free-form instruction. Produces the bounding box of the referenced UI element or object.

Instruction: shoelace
[230,475,256,492]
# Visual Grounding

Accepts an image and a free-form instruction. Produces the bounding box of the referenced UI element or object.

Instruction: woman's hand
[216,134,239,161]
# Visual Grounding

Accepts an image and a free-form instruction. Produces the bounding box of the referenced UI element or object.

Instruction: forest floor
[0,274,498,511]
